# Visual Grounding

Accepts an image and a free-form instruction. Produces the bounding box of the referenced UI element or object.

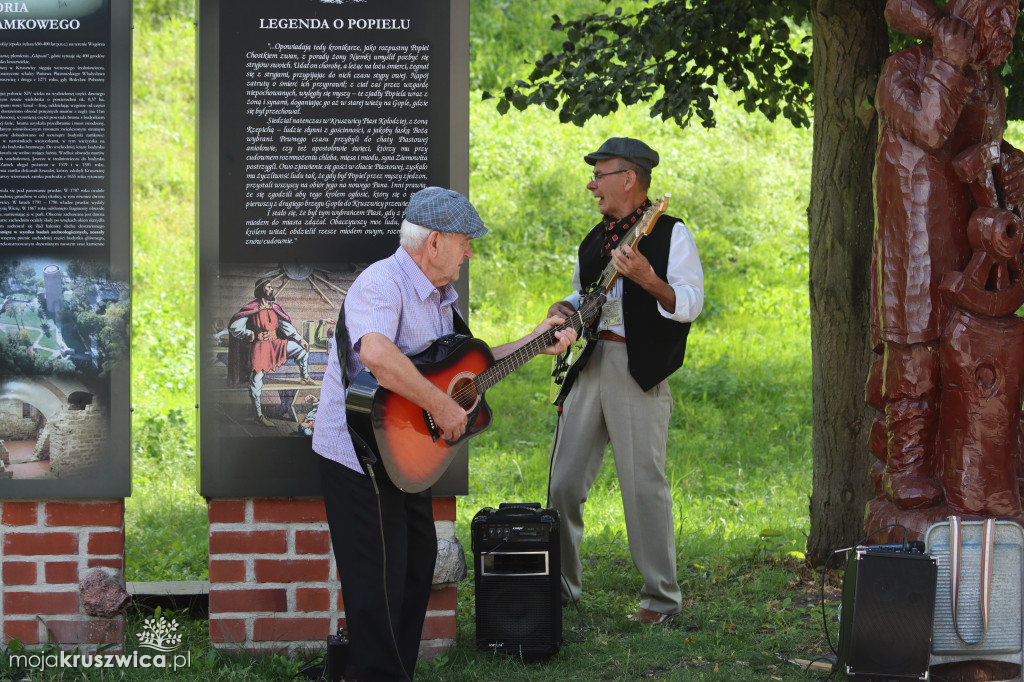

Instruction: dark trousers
[318,455,437,681]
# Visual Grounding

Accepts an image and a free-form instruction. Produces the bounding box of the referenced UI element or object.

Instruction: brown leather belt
[598,330,626,343]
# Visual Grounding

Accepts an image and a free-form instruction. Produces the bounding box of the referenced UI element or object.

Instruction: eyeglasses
[591,169,630,182]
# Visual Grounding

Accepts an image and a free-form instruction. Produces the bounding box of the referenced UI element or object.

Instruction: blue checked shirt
[312,246,461,473]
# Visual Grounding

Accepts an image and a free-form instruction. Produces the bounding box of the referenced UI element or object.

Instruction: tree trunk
[805,0,890,565]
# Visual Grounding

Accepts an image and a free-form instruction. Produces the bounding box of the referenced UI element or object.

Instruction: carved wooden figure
[867,0,1024,539]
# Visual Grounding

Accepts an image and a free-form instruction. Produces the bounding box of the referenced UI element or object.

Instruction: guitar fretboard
[472,294,605,393]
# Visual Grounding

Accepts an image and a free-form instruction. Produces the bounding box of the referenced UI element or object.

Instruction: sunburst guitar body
[346,295,605,492]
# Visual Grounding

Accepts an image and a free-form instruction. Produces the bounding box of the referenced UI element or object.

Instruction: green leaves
[489,0,813,131]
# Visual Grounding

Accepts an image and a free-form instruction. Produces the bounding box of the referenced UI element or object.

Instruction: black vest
[578,213,691,391]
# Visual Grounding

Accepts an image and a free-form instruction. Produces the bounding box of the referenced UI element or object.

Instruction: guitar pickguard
[422,370,484,443]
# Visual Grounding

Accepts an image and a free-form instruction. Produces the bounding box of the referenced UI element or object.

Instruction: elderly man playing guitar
[547,137,704,626]
[312,186,576,681]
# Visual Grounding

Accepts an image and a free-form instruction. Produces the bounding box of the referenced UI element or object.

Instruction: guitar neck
[596,194,670,292]
[475,298,602,392]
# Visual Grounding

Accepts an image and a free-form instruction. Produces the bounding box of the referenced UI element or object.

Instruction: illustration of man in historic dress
[228,277,312,427]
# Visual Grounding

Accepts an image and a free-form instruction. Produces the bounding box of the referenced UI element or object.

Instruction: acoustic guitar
[551,195,670,406]
[345,294,605,492]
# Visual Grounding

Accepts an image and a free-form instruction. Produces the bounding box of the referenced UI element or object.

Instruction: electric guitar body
[550,325,599,407]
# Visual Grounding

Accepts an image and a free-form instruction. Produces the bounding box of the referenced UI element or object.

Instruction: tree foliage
[489,0,1024,129]
[487,0,813,129]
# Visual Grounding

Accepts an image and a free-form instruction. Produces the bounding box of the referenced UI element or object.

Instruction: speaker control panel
[477,523,551,543]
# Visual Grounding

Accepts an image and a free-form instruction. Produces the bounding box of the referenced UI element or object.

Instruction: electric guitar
[551,194,670,406]
[345,294,605,492]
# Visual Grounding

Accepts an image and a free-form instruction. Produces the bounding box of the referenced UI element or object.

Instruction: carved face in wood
[949,0,1018,66]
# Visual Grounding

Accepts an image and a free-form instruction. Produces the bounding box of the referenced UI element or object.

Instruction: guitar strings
[445,309,586,404]
[446,200,667,417]
[445,302,600,405]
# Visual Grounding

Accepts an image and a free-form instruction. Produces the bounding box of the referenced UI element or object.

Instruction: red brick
[208,499,246,523]
[252,498,326,523]
[337,590,345,610]
[209,530,287,555]
[254,558,330,583]
[253,616,329,642]
[87,531,124,555]
[3,620,40,645]
[209,588,287,613]
[46,619,124,645]
[45,561,80,584]
[210,618,246,643]
[4,531,78,556]
[86,557,123,571]
[432,496,456,521]
[421,613,456,640]
[2,561,36,586]
[295,529,331,554]
[209,559,246,583]
[295,587,330,612]
[428,585,457,611]
[45,501,123,527]
[4,591,79,615]
[2,501,37,526]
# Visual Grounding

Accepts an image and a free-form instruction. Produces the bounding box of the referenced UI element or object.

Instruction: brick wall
[0,499,126,649]
[208,496,459,657]
[0,398,42,441]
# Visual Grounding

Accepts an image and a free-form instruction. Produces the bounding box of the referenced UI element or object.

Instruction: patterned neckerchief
[600,198,652,257]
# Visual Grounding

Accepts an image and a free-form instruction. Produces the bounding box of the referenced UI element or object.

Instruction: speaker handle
[948,515,995,646]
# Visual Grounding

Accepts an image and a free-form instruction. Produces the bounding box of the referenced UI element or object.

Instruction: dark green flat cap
[584,137,660,171]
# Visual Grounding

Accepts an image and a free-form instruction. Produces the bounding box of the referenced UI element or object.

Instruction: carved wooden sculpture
[866,0,1024,538]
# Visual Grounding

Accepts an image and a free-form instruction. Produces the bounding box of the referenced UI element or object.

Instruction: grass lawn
[0,0,857,679]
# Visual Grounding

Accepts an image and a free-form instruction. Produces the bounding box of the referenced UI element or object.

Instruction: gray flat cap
[405,187,487,238]
[584,137,660,171]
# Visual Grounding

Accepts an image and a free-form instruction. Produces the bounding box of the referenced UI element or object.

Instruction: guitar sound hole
[450,375,479,410]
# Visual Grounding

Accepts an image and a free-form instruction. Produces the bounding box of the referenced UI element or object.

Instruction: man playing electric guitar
[312,187,575,681]
[547,137,704,627]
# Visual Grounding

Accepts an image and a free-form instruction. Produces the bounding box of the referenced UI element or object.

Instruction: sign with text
[0,0,131,497]
[197,0,470,496]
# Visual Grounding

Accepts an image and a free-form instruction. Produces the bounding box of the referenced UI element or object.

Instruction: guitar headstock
[654,193,670,214]
[636,194,670,240]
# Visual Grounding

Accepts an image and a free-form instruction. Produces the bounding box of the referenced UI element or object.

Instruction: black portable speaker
[472,503,562,658]
[837,547,938,680]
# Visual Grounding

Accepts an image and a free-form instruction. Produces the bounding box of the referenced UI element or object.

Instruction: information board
[0,0,131,497]
[197,0,470,496]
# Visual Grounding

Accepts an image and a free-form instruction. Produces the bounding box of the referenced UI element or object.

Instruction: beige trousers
[548,339,682,614]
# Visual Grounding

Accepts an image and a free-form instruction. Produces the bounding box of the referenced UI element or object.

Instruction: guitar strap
[334,304,351,387]
[334,301,472,385]
[334,303,379,469]
[453,308,472,336]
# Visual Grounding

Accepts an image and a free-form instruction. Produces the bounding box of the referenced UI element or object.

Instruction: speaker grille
[476,574,557,645]
[839,550,937,679]
[472,506,561,657]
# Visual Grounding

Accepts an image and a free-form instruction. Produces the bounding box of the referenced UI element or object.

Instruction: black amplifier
[837,546,937,680]
[471,503,562,658]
